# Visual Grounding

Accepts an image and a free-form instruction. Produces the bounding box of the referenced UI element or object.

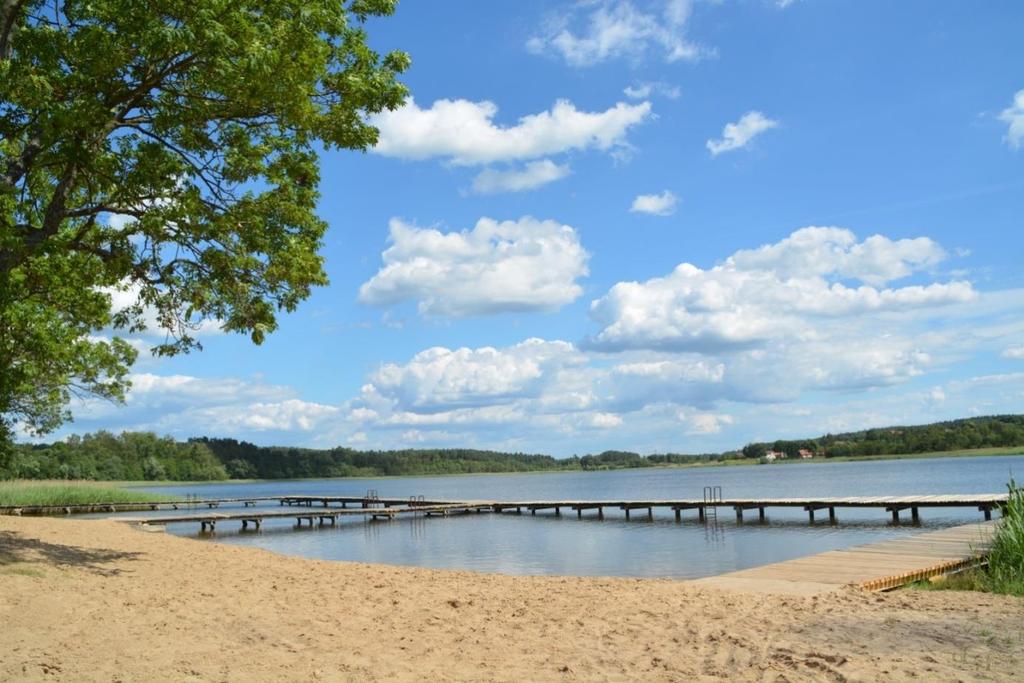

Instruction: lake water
[131,455,1023,579]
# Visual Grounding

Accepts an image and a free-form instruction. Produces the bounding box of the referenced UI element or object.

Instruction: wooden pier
[695,521,997,595]
[277,495,455,508]
[6,492,1007,523]
[486,494,1008,523]
[128,502,493,533]
[0,494,453,516]
[0,496,285,516]
[71,492,1011,592]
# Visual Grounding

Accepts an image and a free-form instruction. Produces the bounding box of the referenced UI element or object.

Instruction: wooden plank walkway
[487,494,1008,522]
[0,496,286,516]
[7,492,1007,521]
[0,494,456,516]
[6,492,1008,527]
[694,521,997,596]
[126,502,494,532]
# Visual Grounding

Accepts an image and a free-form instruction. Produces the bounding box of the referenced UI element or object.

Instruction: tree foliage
[196,438,574,479]
[739,415,1024,459]
[5,415,1022,482]
[0,0,408,438]
[5,430,227,480]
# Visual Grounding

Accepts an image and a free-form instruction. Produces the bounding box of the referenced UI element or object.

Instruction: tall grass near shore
[0,480,170,507]
[984,478,1024,594]
[911,478,1024,596]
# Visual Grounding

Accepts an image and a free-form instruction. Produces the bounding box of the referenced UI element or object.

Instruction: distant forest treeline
[1,415,1022,481]
[739,415,1024,459]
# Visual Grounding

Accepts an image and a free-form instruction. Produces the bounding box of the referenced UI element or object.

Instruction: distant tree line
[1,415,1021,481]
[739,415,1024,459]
[194,438,575,480]
[2,432,228,481]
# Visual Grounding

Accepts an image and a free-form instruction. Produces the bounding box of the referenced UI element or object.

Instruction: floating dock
[694,521,997,595]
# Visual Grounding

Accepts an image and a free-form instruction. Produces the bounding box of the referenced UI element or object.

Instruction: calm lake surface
[133,455,1024,579]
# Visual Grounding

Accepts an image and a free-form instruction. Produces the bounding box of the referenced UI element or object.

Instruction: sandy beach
[0,516,1021,682]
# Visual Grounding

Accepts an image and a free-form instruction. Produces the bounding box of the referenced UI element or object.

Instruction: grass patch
[909,478,1024,596]
[0,480,172,507]
[909,568,991,593]
[0,563,46,578]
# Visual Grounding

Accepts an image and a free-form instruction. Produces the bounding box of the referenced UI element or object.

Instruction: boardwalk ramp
[694,521,997,596]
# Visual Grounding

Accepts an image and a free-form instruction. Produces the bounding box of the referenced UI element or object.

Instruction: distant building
[764,450,785,461]
[798,449,815,459]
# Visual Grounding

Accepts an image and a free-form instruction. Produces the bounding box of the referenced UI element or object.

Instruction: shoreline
[2,516,1022,681]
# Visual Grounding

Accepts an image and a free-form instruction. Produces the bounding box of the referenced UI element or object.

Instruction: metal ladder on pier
[702,486,722,523]
[702,486,725,543]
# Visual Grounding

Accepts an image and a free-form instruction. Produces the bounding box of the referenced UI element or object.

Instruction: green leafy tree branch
[0,0,409,438]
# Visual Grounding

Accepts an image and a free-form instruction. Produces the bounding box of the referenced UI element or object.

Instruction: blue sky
[63,0,1024,455]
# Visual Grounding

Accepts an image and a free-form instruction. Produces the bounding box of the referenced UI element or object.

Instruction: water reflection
[121,454,1023,578]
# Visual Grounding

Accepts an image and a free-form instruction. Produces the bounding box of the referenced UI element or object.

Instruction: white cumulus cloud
[707,111,779,156]
[630,190,679,216]
[358,216,590,317]
[368,339,582,411]
[370,98,651,166]
[683,412,734,435]
[587,226,974,352]
[471,159,571,194]
[71,372,339,436]
[999,89,1024,149]
[726,226,948,286]
[623,81,681,100]
[528,0,706,67]
[1003,345,1024,359]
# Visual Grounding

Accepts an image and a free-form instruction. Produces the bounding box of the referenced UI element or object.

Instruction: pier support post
[531,508,536,515]
[698,507,705,523]
[829,507,837,524]
[735,506,743,522]
[624,508,630,520]
[674,508,681,522]
[808,508,815,523]
[598,507,604,520]
[647,507,653,521]
[758,507,766,522]
[577,507,582,519]
[555,507,561,516]
[981,506,992,521]
[911,507,920,524]
[891,508,900,523]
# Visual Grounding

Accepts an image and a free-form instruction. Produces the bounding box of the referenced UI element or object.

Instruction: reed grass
[984,477,1024,595]
[0,480,171,507]
[910,478,1024,596]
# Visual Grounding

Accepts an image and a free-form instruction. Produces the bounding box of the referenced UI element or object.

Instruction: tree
[0,0,409,440]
